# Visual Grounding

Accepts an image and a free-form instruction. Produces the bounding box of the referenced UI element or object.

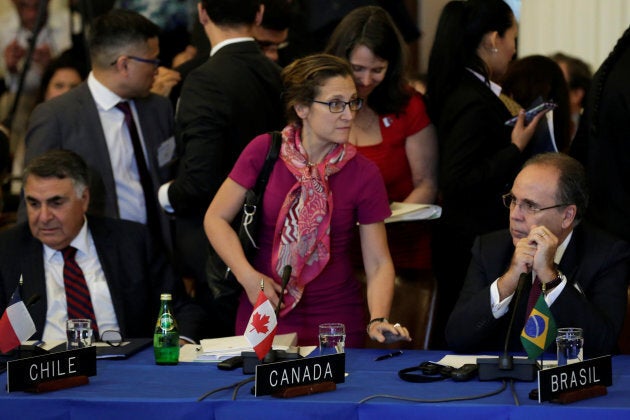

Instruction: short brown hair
[280,53,354,124]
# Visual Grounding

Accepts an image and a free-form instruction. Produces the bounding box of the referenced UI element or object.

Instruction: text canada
[550,366,601,392]
[268,362,333,387]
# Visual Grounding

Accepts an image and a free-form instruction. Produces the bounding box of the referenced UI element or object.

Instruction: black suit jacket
[571,37,630,242]
[166,41,284,288]
[23,82,176,249]
[436,71,524,236]
[0,216,205,341]
[446,223,630,357]
[169,41,284,217]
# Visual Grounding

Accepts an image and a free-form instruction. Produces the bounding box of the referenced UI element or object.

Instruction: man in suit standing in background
[158,0,284,337]
[23,9,176,253]
[0,150,205,342]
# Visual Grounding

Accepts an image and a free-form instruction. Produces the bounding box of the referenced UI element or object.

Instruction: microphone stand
[264,266,292,363]
[477,273,539,381]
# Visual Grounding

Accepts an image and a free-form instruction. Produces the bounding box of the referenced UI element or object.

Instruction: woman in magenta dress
[204,54,412,347]
[325,6,438,269]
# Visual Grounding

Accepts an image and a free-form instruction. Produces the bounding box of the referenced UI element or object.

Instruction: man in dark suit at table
[158,0,284,336]
[23,9,176,253]
[0,150,205,343]
[446,153,630,358]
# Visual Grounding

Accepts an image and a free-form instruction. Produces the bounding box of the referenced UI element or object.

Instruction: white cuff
[490,278,514,319]
[158,181,174,213]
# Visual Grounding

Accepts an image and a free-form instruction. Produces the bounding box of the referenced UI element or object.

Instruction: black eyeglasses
[502,193,570,214]
[110,55,161,68]
[99,330,123,347]
[312,98,363,113]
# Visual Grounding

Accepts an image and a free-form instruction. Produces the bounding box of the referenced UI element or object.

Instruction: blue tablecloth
[2,348,630,419]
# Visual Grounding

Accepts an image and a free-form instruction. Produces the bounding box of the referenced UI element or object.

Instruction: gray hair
[522,152,589,221]
[23,150,89,198]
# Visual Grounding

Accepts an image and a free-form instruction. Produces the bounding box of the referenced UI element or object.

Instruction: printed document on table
[385,202,442,223]
[179,333,298,362]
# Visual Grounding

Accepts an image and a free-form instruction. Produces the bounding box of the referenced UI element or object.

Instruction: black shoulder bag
[205,131,282,302]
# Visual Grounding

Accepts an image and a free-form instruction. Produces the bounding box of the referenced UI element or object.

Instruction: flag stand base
[242,349,301,374]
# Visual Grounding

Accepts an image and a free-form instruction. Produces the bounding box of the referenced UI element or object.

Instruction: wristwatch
[541,271,564,293]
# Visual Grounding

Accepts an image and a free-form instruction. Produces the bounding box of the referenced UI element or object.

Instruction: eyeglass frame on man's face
[312,98,363,113]
[502,193,571,214]
[110,55,161,68]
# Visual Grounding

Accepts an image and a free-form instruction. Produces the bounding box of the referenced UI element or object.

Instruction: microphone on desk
[275,265,292,316]
[25,293,41,308]
[498,273,528,370]
[477,272,538,381]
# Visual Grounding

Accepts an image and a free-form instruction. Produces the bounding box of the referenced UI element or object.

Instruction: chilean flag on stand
[245,291,277,360]
[0,279,36,353]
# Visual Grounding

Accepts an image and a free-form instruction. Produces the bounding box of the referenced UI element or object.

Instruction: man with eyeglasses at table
[445,153,630,358]
[0,150,205,345]
[22,9,176,255]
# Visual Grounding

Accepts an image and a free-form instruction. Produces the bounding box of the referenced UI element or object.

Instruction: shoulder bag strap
[252,131,281,195]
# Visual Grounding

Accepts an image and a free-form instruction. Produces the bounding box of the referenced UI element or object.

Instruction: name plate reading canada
[254,353,345,396]
[7,346,96,392]
[537,355,612,402]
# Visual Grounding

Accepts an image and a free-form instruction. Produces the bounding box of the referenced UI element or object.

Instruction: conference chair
[618,286,630,354]
[359,268,437,351]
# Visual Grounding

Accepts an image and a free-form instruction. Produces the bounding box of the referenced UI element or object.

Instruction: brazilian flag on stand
[520,294,557,359]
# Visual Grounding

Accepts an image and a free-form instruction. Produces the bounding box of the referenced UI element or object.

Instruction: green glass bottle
[153,293,179,365]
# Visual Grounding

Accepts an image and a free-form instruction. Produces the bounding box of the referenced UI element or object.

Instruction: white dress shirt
[42,218,119,341]
[87,72,149,224]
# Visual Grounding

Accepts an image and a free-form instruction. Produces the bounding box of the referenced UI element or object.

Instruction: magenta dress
[230,133,391,347]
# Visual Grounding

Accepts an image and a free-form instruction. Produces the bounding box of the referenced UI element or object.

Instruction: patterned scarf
[271,124,356,317]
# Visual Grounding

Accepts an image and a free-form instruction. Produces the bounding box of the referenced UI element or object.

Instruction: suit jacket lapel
[77,83,120,218]
[558,226,581,287]
[87,217,127,336]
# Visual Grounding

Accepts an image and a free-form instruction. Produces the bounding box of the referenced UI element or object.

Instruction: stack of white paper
[188,333,298,362]
[385,202,442,223]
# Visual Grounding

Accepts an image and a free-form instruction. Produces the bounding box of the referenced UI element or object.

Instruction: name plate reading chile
[537,355,612,402]
[7,346,96,392]
[254,353,345,396]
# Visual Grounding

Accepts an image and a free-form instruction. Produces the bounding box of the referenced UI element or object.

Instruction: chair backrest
[618,286,630,354]
[359,268,437,350]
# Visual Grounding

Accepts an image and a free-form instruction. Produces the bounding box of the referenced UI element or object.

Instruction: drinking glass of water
[318,323,345,356]
[66,319,93,350]
[556,327,584,366]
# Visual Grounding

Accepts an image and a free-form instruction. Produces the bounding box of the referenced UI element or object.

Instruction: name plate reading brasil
[254,353,345,396]
[7,346,96,392]
[537,355,612,402]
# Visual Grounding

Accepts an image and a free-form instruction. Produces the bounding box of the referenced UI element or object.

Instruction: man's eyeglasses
[312,98,363,113]
[99,330,123,347]
[502,193,570,214]
[110,55,161,68]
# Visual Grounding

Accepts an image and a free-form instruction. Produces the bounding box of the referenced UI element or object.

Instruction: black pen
[374,350,403,361]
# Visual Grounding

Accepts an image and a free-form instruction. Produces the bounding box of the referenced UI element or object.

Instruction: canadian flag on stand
[245,290,278,360]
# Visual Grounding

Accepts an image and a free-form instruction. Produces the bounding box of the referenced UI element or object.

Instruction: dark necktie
[115,101,161,241]
[63,246,99,336]
[524,276,542,321]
